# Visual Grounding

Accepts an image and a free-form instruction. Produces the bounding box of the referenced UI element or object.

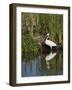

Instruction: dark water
[21,52,63,77]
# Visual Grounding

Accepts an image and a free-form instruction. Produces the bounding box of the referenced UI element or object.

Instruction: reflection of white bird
[45,52,57,69]
[46,62,50,69]
[45,52,57,61]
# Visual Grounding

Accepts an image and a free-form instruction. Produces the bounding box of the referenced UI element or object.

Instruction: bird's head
[46,33,49,37]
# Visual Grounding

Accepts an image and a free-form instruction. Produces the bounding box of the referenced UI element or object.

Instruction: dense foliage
[21,13,63,60]
[22,33,40,60]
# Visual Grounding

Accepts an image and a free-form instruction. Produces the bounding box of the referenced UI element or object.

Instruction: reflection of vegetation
[36,52,63,76]
[21,13,63,60]
[22,52,39,61]
[49,53,63,75]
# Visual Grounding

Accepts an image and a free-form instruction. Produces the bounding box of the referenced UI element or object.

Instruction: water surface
[21,52,63,77]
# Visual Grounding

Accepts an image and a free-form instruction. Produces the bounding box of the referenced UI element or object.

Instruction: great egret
[44,33,57,50]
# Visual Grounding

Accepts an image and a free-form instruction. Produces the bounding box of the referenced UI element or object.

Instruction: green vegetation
[22,33,40,60]
[21,13,63,60]
[22,34,39,53]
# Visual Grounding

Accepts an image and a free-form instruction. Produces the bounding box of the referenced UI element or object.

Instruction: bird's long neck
[42,36,48,43]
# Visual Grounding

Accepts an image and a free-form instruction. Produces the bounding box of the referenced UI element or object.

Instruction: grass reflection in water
[21,51,63,77]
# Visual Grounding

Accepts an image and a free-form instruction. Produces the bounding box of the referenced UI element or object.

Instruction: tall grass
[22,33,40,60]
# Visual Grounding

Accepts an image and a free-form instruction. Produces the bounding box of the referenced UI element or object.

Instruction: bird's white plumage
[45,39,57,48]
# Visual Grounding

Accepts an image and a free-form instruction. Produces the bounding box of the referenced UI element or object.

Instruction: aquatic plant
[22,33,40,60]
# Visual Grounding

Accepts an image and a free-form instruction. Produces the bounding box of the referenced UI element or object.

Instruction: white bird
[44,33,57,49]
[45,39,57,48]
